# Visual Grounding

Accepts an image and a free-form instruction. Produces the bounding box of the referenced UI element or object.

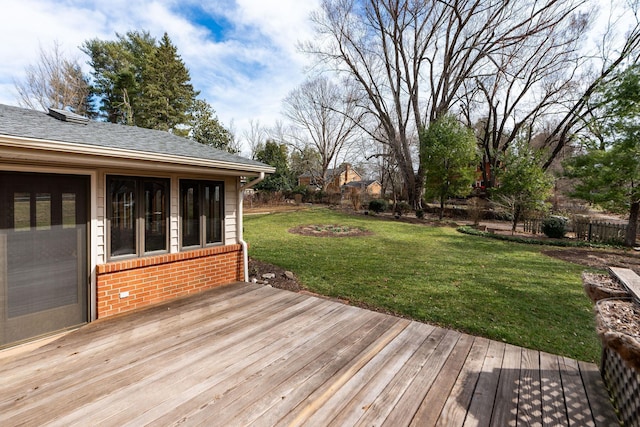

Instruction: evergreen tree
[420,115,478,219]
[136,33,198,134]
[493,140,554,232]
[190,99,236,153]
[254,141,294,192]
[83,31,197,133]
[82,31,156,123]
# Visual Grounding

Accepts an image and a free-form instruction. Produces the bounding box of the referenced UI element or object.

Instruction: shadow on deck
[0,282,619,426]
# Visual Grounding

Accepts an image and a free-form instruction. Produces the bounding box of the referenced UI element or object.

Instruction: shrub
[394,201,411,216]
[542,216,568,239]
[415,209,425,219]
[368,199,388,214]
[348,187,362,210]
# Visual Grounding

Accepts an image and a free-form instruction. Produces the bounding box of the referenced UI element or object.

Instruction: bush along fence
[523,217,631,244]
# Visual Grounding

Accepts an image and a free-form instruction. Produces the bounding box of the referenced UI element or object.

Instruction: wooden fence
[523,218,542,234]
[574,219,629,244]
[523,217,631,244]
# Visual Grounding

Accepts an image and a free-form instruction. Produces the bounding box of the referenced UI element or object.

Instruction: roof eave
[0,135,275,175]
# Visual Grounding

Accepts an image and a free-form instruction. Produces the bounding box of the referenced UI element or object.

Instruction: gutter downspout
[237,172,265,282]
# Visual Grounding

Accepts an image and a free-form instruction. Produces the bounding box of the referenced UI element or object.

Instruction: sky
[0,0,320,155]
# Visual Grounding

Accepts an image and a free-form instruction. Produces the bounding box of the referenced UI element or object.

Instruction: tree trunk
[512,205,521,233]
[439,195,445,220]
[625,201,639,247]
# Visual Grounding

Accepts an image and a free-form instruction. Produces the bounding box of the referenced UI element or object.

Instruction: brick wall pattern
[96,244,243,318]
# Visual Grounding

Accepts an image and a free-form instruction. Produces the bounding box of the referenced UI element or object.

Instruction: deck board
[0,282,619,426]
[517,348,543,426]
[464,339,506,427]
[489,344,522,427]
[540,352,570,426]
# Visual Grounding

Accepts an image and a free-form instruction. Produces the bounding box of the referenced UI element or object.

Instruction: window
[107,176,169,258]
[180,180,223,248]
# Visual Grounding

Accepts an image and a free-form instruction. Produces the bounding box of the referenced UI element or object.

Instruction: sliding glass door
[0,172,88,347]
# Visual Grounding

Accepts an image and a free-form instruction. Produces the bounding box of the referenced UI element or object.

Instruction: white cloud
[0,0,320,152]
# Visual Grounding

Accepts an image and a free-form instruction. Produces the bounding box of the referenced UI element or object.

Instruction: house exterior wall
[298,176,312,187]
[327,166,361,192]
[96,244,243,318]
[366,182,382,197]
[96,171,239,264]
[0,105,272,346]
[1,160,246,327]
[95,171,242,319]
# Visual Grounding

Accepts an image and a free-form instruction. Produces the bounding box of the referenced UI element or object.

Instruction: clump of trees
[253,140,295,192]
[82,31,197,131]
[565,65,640,246]
[296,0,639,213]
[15,31,237,153]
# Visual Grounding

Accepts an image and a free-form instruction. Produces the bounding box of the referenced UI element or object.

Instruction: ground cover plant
[244,208,600,362]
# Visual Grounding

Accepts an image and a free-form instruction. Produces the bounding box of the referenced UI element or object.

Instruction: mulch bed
[582,272,630,302]
[247,257,302,292]
[595,298,640,370]
[288,224,372,237]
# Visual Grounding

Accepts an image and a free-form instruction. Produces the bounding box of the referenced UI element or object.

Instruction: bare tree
[226,119,243,155]
[242,119,267,159]
[15,41,91,115]
[283,76,361,191]
[306,0,589,207]
[540,0,640,169]
[459,6,592,188]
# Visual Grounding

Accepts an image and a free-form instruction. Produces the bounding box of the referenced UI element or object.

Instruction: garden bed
[583,268,640,426]
[582,272,630,302]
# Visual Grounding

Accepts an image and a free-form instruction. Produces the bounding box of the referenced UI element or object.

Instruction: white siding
[170,175,180,253]
[95,172,240,260]
[225,177,238,244]
[96,171,106,264]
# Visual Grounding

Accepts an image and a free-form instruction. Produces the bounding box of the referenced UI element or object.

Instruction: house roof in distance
[343,179,379,188]
[298,163,361,179]
[0,104,274,174]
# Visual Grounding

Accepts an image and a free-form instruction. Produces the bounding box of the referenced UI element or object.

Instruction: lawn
[244,207,600,362]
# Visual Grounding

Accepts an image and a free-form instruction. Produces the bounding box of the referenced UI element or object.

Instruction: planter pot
[596,298,640,427]
[582,272,629,303]
[595,298,640,369]
[596,297,640,426]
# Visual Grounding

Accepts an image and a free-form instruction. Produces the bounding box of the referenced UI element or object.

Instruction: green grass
[244,208,600,362]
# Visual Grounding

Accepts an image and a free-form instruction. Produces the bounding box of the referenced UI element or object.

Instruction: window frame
[106,175,170,260]
[179,179,225,250]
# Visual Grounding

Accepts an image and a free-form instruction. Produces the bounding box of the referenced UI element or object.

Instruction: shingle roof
[0,104,271,171]
[298,163,361,179]
[343,179,378,188]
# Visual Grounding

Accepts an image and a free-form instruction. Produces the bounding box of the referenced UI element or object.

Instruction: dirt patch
[543,248,640,274]
[288,224,372,237]
[248,257,302,292]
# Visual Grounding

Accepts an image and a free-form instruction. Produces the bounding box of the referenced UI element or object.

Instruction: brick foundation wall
[96,244,244,318]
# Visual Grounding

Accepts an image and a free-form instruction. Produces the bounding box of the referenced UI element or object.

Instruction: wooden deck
[0,282,619,426]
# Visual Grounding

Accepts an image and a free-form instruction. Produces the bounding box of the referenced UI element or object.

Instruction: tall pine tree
[136,33,198,134]
[83,31,156,124]
[83,31,197,133]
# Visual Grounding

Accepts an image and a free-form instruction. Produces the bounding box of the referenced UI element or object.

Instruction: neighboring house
[298,163,362,192]
[342,180,382,198]
[0,104,274,348]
